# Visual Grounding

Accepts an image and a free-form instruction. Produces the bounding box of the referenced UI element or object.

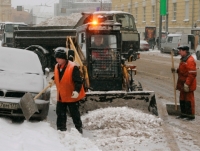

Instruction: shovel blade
[20,92,39,120]
[166,103,181,116]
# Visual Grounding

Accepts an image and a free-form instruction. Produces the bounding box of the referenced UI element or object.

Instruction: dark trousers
[56,101,82,131]
[179,91,195,117]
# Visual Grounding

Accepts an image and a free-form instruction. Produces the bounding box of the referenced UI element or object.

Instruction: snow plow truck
[13,11,158,116]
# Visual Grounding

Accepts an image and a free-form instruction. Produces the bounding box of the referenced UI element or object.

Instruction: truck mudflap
[79,91,158,116]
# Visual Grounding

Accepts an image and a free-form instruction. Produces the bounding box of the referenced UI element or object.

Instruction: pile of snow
[36,13,82,26]
[0,118,100,151]
[82,107,165,151]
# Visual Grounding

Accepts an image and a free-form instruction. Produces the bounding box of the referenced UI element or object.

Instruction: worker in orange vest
[50,47,85,133]
[172,45,197,120]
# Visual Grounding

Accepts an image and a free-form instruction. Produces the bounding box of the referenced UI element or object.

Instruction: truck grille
[91,49,120,77]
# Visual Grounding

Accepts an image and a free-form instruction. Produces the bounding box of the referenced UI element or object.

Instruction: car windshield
[0,47,43,74]
[91,34,117,49]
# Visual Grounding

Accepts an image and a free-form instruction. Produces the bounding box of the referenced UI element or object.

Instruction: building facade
[0,0,11,22]
[55,0,111,16]
[112,0,200,39]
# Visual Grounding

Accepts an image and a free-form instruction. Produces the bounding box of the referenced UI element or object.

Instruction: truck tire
[160,48,164,53]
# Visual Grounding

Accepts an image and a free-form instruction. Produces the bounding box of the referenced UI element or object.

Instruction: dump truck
[13,11,157,115]
[14,11,140,71]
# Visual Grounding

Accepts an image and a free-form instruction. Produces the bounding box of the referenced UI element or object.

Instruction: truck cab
[75,11,140,61]
[1,22,27,47]
[76,21,123,91]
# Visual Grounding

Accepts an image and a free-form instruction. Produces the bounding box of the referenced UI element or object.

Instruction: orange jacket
[54,61,85,103]
[177,55,197,91]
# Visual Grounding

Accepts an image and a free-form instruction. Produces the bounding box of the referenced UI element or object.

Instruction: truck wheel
[160,48,164,53]
[33,49,48,72]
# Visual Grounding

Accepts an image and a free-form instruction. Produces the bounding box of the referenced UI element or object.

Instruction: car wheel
[160,48,164,53]
[25,46,48,72]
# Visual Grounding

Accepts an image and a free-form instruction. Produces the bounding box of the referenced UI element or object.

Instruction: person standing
[171,45,197,120]
[50,47,85,133]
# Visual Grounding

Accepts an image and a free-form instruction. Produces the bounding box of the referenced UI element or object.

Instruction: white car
[0,47,50,120]
[140,40,150,51]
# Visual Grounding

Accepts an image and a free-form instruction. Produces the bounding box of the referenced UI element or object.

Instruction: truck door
[188,35,195,50]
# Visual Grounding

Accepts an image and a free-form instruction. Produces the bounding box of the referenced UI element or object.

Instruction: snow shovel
[20,84,51,120]
[166,50,181,116]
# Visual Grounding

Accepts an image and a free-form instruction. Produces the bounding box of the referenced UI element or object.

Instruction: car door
[164,36,173,53]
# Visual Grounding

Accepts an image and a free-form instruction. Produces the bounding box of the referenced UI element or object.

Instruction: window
[135,2,138,22]
[198,0,200,20]
[116,14,137,30]
[152,5,155,21]
[61,8,66,13]
[184,0,189,21]
[173,3,177,20]
[143,7,146,22]
[135,7,138,22]
[128,3,131,13]
[121,4,124,11]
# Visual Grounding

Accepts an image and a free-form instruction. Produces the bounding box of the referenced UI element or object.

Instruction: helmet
[177,45,189,51]
[54,47,67,59]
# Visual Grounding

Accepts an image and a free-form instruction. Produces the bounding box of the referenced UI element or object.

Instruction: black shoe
[58,128,67,131]
[186,116,195,121]
[77,128,83,134]
[176,115,187,119]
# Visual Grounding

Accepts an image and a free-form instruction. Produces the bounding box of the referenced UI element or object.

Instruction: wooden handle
[171,50,177,110]
[34,84,51,100]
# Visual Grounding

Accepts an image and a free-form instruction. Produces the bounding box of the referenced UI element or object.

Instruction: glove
[71,91,79,98]
[171,68,176,73]
[49,80,54,87]
[184,83,189,92]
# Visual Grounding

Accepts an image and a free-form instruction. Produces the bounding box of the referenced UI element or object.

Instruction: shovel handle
[34,84,51,100]
[171,50,177,110]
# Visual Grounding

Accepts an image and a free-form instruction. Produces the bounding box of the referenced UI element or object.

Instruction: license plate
[0,102,19,109]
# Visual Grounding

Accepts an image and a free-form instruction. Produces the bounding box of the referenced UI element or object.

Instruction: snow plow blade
[79,91,157,116]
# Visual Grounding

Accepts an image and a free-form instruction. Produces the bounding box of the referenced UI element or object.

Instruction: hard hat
[54,47,67,59]
[177,45,189,51]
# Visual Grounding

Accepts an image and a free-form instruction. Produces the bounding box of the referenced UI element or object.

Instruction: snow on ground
[0,49,199,151]
[0,118,100,151]
[82,107,167,151]
[0,105,167,151]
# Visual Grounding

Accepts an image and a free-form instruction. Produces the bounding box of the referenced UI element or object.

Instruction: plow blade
[79,91,158,116]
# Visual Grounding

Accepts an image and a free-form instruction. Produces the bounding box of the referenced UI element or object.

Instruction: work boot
[186,116,195,121]
[77,128,83,134]
[176,115,187,119]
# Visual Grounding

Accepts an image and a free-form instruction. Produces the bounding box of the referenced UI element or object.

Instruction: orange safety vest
[177,55,197,92]
[54,61,85,103]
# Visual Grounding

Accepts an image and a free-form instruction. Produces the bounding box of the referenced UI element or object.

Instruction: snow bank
[82,107,165,151]
[0,118,100,151]
[36,13,82,26]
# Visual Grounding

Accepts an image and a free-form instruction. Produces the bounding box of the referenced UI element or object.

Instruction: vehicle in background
[140,40,149,51]
[144,26,156,49]
[76,11,140,61]
[14,11,140,71]
[0,22,27,47]
[160,33,195,56]
[191,28,200,60]
[0,47,50,121]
